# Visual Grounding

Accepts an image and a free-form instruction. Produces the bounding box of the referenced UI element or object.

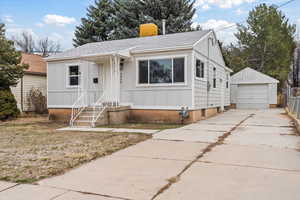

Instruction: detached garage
[230,67,279,109]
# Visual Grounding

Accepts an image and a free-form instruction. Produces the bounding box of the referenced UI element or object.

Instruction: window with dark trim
[68,65,80,86]
[213,67,216,88]
[226,73,229,88]
[196,59,204,78]
[138,57,185,84]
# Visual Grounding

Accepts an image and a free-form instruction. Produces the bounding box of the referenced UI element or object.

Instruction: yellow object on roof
[140,23,158,37]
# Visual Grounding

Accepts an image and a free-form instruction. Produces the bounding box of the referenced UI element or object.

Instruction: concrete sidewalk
[1,109,300,200]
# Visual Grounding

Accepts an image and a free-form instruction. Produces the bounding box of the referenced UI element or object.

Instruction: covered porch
[70,50,131,127]
[79,49,131,107]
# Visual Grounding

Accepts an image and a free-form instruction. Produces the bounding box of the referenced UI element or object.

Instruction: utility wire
[214,0,297,32]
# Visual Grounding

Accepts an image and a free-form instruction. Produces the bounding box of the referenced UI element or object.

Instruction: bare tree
[36,37,61,57]
[12,31,35,53]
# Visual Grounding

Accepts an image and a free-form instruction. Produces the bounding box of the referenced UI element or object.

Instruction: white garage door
[236,84,268,109]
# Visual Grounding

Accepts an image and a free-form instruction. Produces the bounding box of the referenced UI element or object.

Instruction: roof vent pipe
[162,19,166,35]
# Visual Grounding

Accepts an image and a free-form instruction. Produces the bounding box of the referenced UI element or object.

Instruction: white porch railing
[91,91,108,127]
[70,92,87,127]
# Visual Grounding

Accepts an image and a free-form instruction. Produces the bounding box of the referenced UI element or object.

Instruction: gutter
[24,71,47,76]
[45,45,194,62]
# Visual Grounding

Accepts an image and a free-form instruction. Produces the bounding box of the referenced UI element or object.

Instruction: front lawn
[0,117,150,183]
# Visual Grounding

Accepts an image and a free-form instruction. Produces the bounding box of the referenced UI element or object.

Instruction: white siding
[48,50,193,109]
[230,84,238,104]
[10,80,22,110]
[47,33,231,110]
[230,68,278,107]
[48,60,102,108]
[121,50,193,109]
[193,32,231,109]
[11,74,47,111]
[269,83,277,104]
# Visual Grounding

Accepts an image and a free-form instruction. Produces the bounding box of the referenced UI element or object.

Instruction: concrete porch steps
[72,106,130,127]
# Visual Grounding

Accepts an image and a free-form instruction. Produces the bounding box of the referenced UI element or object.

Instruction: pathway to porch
[1,109,300,199]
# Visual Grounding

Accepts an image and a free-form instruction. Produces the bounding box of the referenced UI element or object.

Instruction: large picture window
[138,57,185,84]
[68,65,80,87]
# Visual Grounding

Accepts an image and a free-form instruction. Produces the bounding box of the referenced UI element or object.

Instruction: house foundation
[49,107,223,125]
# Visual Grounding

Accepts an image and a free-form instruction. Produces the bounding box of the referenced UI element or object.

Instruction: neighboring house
[230,67,279,109]
[46,30,232,126]
[10,53,47,112]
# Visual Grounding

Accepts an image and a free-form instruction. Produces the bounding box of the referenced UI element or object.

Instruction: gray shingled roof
[231,67,279,84]
[47,30,210,61]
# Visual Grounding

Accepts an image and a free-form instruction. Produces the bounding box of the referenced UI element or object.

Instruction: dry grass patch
[0,118,150,183]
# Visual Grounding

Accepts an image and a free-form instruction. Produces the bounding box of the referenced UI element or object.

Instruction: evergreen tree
[73,0,115,47]
[112,0,196,39]
[0,23,27,119]
[110,0,142,40]
[0,24,27,89]
[231,4,296,86]
[73,0,196,46]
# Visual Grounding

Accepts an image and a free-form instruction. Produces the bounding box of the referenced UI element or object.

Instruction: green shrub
[0,89,20,120]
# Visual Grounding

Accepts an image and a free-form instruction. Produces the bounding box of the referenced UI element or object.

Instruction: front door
[87,63,101,106]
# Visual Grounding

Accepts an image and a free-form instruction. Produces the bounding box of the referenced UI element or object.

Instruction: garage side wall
[268,83,277,105]
[230,84,238,104]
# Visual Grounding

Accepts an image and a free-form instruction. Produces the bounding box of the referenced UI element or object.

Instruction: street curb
[285,107,300,134]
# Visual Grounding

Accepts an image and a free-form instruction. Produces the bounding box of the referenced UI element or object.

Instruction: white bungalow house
[46,30,232,126]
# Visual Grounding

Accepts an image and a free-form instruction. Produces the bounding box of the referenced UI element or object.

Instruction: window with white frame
[68,65,80,87]
[213,67,216,88]
[196,59,204,78]
[138,57,185,84]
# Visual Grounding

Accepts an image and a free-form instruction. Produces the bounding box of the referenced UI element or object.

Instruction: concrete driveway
[1,109,300,200]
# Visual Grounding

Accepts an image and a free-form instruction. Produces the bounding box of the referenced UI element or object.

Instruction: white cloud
[49,31,74,50]
[195,0,256,9]
[235,8,246,15]
[2,15,14,23]
[192,13,199,21]
[200,19,237,44]
[35,23,44,27]
[6,28,38,39]
[202,4,211,10]
[43,14,76,26]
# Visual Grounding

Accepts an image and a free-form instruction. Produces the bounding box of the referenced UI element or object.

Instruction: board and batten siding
[121,50,193,109]
[47,60,102,108]
[10,74,47,111]
[48,50,193,109]
[47,33,230,110]
[193,32,230,109]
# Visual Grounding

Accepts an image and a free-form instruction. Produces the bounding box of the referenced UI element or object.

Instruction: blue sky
[0,0,299,50]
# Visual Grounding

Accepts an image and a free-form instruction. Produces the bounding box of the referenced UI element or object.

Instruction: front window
[68,65,80,87]
[138,57,185,84]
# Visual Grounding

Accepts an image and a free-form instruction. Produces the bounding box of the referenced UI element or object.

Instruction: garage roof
[231,67,279,84]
